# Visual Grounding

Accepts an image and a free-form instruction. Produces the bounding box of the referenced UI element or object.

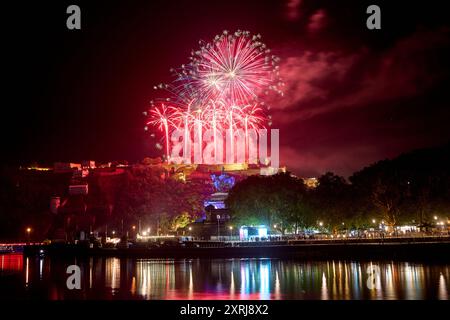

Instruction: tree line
[0,144,448,240]
[226,145,450,234]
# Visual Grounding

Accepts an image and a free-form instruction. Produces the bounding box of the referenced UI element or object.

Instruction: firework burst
[146,103,178,160]
[179,30,283,106]
[145,30,282,163]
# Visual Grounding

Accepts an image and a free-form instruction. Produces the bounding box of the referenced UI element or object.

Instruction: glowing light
[258,227,268,238]
[26,167,51,171]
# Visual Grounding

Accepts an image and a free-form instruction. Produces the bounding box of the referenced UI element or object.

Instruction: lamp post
[26,227,31,245]
[229,226,233,239]
[217,215,221,240]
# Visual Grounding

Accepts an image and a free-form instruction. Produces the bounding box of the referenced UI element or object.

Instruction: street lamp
[372,219,376,224]
[112,230,116,236]
[216,215,221,239]
[26,227,31,244]
[319,221,323,227]
[229,226,233,238]
[434,216,438,220]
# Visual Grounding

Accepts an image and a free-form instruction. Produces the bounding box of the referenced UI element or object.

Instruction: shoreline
[22,237,450,262]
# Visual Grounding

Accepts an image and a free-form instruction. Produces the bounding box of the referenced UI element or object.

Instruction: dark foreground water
[0,254,449,300]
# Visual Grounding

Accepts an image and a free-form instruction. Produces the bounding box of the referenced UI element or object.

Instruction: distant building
[204,192,228,209]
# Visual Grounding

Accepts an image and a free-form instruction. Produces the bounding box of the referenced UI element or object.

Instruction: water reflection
[439,273,448,300]
[0,254,449,300]
[105,258,120,291]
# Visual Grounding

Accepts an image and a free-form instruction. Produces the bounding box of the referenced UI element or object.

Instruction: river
[0,254,449,299]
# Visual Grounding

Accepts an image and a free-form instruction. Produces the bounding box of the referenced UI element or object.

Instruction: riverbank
[23,237,450,262]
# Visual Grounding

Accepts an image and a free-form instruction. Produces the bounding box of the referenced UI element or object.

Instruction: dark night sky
[2,0,450,177]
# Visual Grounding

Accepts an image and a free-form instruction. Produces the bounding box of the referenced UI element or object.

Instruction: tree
[171,212,192,232]
[115,164,213,234]
[226,173,311,233]
[310,172,352,233]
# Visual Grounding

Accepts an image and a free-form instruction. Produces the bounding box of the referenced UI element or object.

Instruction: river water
[0,254,449,300]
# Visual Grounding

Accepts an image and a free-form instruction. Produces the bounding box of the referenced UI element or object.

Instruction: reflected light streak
[188,265,193,299]
[403,263,425,299]
[89,258,93,289]
[385,264,397,299]
[259,262,270,300]
[275,270,281,300]
[105,258,121,291]
[438,273,448,300]
[0,254,23,272]
[230,270,235,298]
[131,276,136,295]
[39,258,43,280]
[321,272,329,300]
[25,257,29,287]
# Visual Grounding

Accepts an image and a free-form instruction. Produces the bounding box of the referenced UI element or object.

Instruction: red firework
[146,30,281,163]
[186,30,282,105]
